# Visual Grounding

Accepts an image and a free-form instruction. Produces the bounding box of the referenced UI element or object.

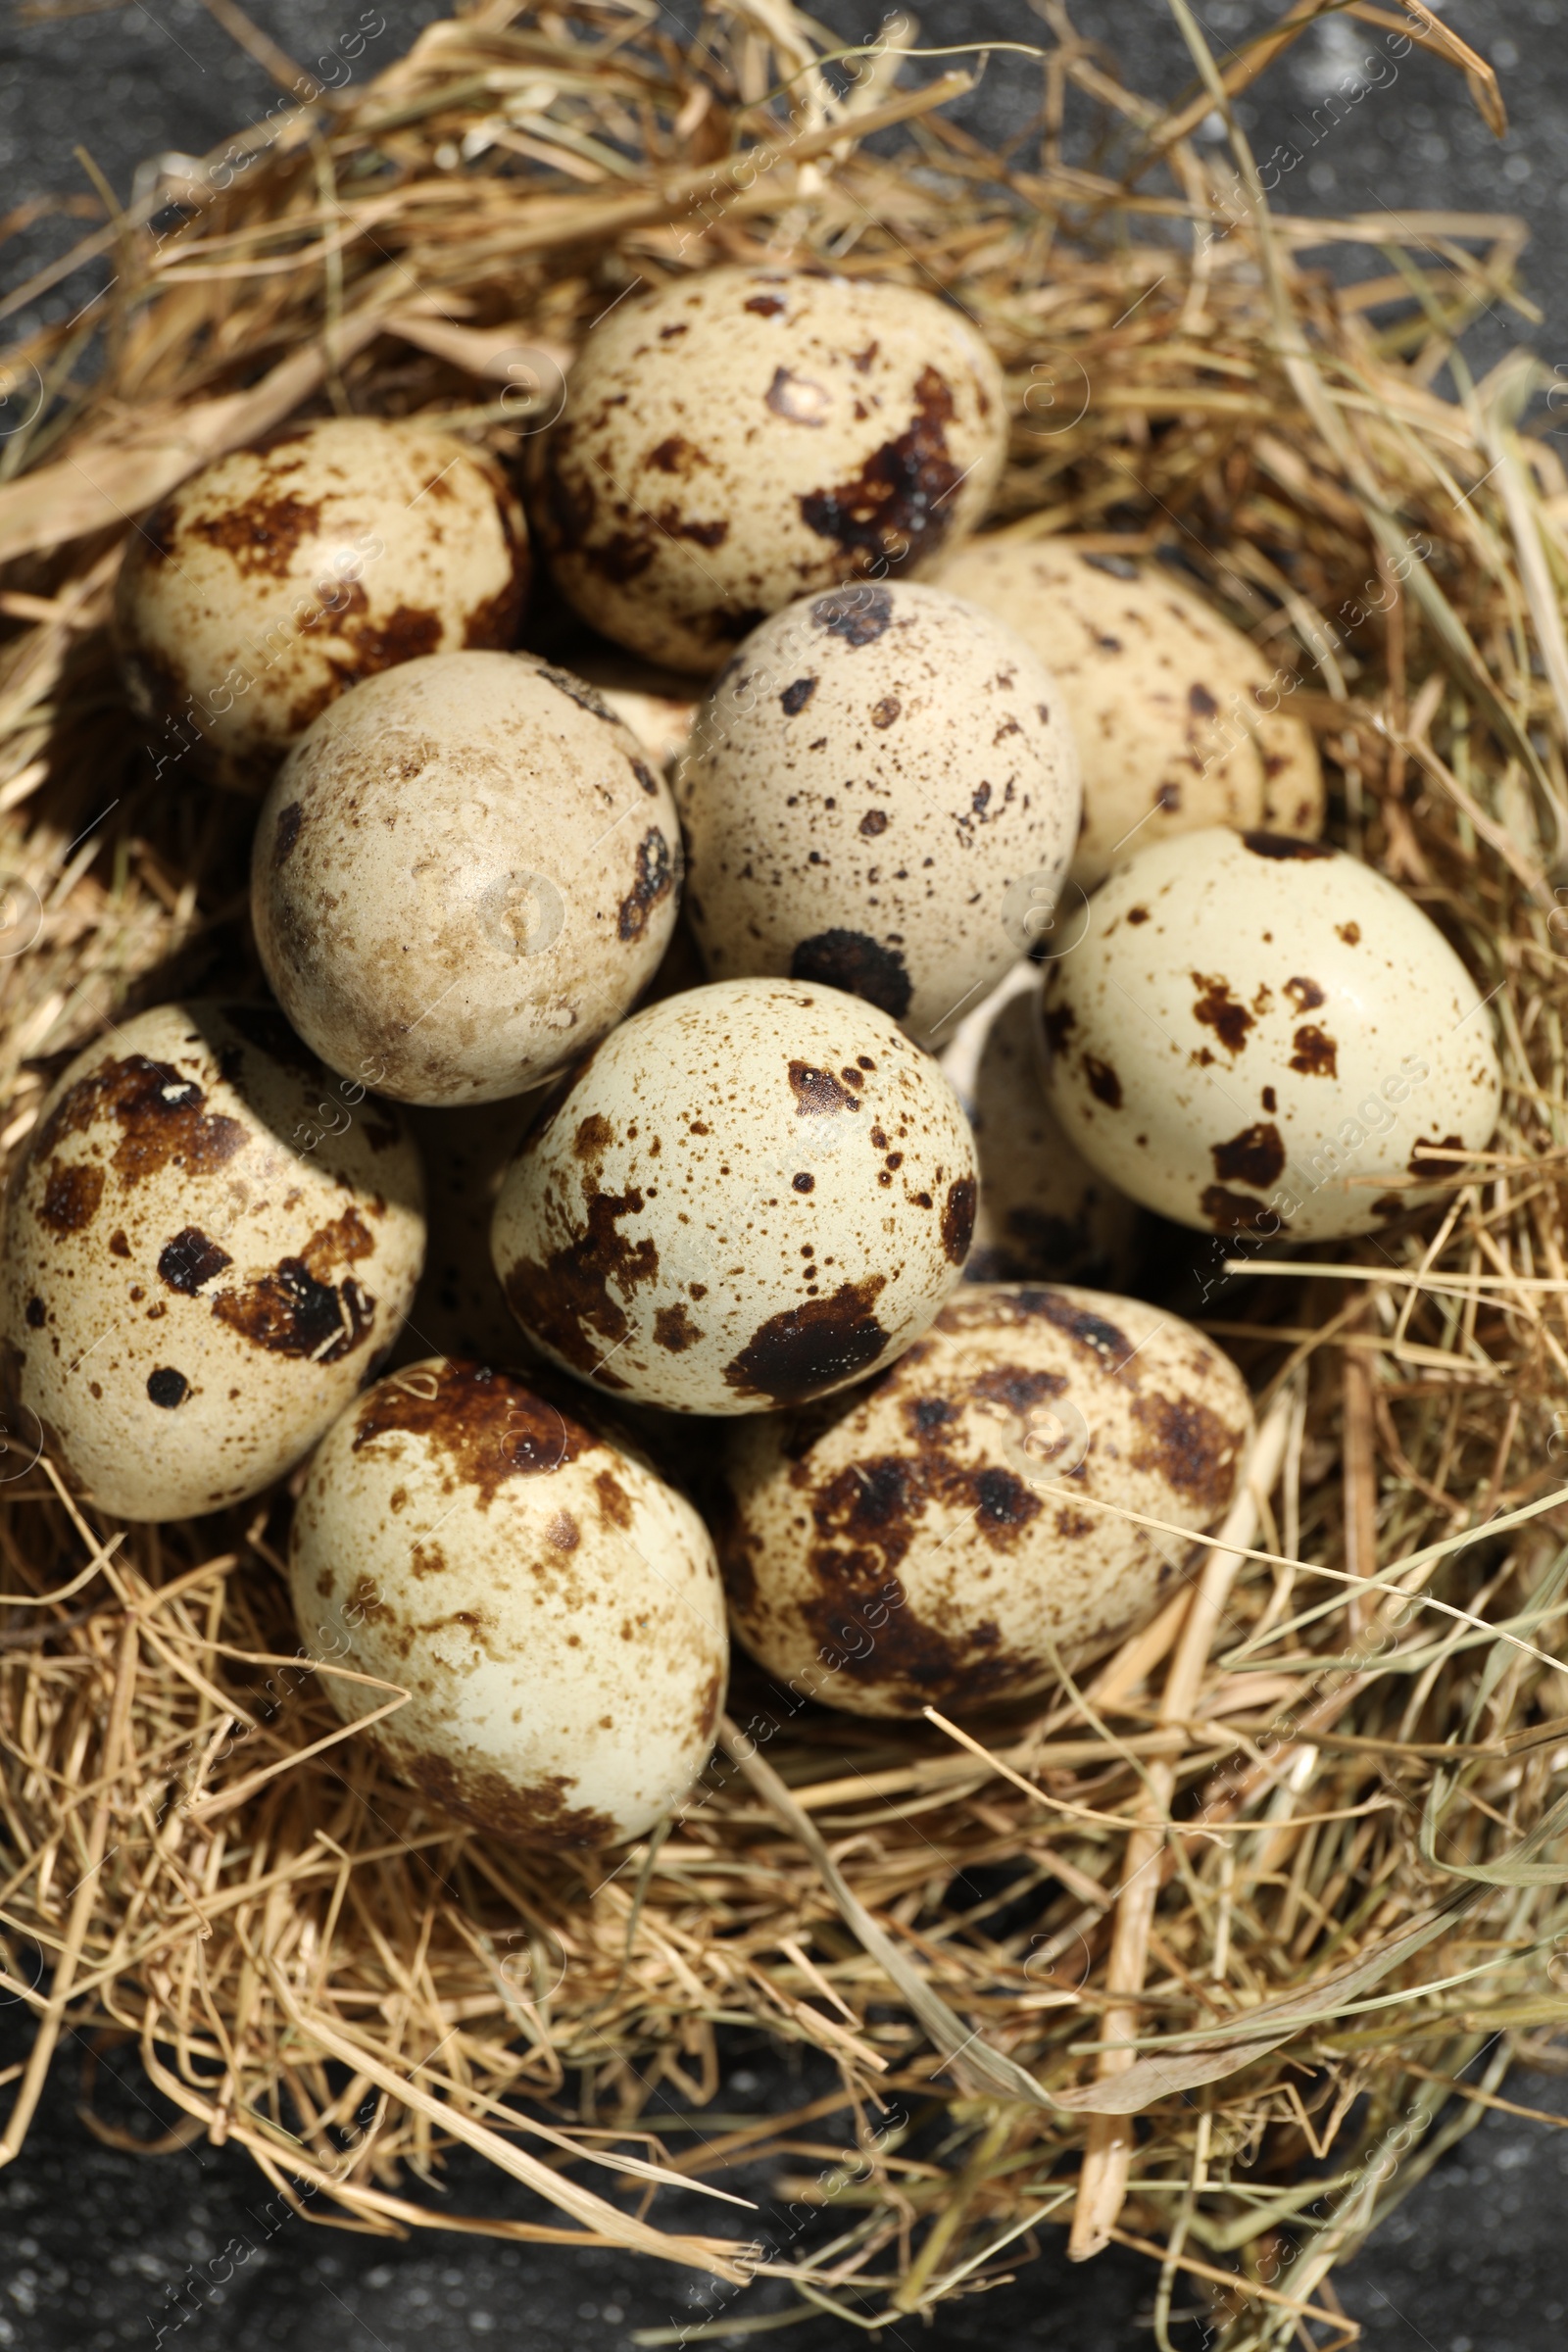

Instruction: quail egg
[1041,828,1501,1240]
[292,1359,727,1847]
[675,581,1081,1040]
[717,1281,1254,1717]
[0,1002,424,1520]
[938,537,1324,885]
[532,266,1005,671]
[116,417,529,792]
[492,977,978,1415]
[252,651,682,1106]
[939,961,1138,1287]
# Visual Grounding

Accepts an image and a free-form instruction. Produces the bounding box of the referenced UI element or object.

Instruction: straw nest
[2,2,1567,2340]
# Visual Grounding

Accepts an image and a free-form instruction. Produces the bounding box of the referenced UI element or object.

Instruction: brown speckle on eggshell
[0,1002,424,1521]
[291,1358,727,1847]
[115,418,529,793]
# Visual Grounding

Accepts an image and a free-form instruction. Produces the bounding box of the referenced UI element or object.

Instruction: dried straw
[2,3,1567,2339]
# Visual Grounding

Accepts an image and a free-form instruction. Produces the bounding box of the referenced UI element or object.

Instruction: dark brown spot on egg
[211,1205,376,1364]
[1129,1390,1240,1513]
[394,1747,617,1850]
[39,1161,104,1236]
[158,1226,234,1296]
[503,1190,658,1382]
[1261,1087,1277,1113]
[146,1367,189,1408]
[1189,682,1218,718]
[653,1301,704,1352]
[1083,552,1140,580]
[1285,976,1325,1013]
[187,487,323,577]
[273,803,303,865]
[647,434,707,474]
[744,292,785,318]
[1337,921,1361,945]
[30,1054,247,1191]
[1126,906,1150,925]
[534,661,616,720]
[341,603,443,672]
[575,1113,613,1167]
[969,1362,1068,1415]
[352,1360,584,1504]
[858,808,888,838]
[788,1061,858,1116]
[792,1172,814,1193]
[616,827,675,943]
[24,1297,45,1329]
[940,1176,976,1265]
[798,366,960,569]
[780,676,817,716]
[594,1467,633,1528]
[789,929,911,1019]
[1289,1024,1338,1077]
[870,696,901,728]
[1041,1001,1076,1057]
[546,1508,581,1552]
[630,757,659,797]
[109,1230,130,1258]
[1242,831,1334,860]
[809,584,894,647]
[1191,974,1253,1055]
[723,1276,889,1403]
[1211,1121,1285,1190]
[1012,1288,1131,1362]
[1083,1055,1122,1109]
[1200,1184,1287,1234]
[1408,1134,1467,1181]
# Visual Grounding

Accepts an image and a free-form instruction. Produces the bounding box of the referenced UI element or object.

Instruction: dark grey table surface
[3,4,1568,2348]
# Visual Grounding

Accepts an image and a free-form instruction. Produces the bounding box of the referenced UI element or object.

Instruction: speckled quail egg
[116,418,529,793]
[252,651,682,1106]
[939,961,1139,1287]
[291,1359,727,1847]
[717,1281,1254,1717]
[1041,828,1501,1241]
[393,1095,547,1370]
[531,267,1006,672]
[675,582,1080,1040]
[938,537,1324,885]
[0,1002,424,1521]
[492,977,978,1415]
[569,647,701,774]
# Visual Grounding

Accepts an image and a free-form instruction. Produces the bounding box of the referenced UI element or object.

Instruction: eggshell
[115,418,529,793]
[716,1282,1254,1717]
[252,651,682,1106]
[675,582,1080,1040]
[532,266,1006,671]
[492,977,978,1415]
[939,961,1139,1288]
[393,1095,547,1370]
[291,1360,727,1847]
[0,1002,424,1521]
[1041,828,1501,1241]
[937,537,1324,885]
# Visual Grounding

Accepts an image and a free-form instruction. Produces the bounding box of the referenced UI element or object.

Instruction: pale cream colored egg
[251,651,682,1106]
[675,582,1080,1041]
[532,266,1006,671]
[291,1359,727,1847]
[1041,828,1501,1242]
[937,537,1324,885]
[492,977,978,1415]
[717,1282,1254,1717]
[939,961,1139,1288]
[0,1002,424,1521]
[115,418,529,793]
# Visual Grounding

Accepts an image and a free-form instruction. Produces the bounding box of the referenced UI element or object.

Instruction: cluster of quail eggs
[3,265,1501,1852]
